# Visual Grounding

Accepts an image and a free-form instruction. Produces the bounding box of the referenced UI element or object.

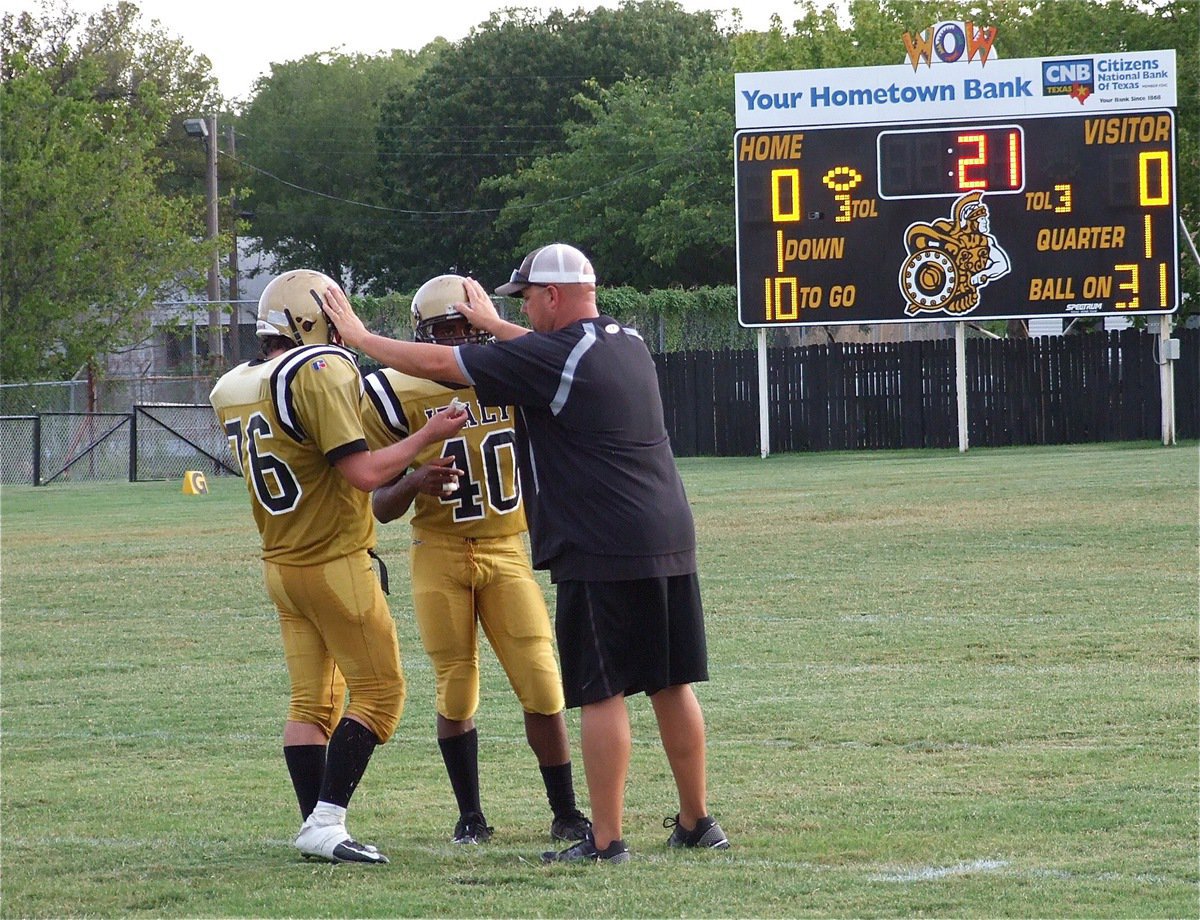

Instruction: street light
[182,118,208,139]
[185,115,223,361]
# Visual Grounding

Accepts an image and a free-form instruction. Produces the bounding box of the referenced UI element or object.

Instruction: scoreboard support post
[1160,316,1175,446]
[955,323,969,452]
[757,328,770,458]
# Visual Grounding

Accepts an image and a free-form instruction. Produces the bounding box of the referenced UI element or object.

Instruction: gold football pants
[266,550,405,742]
[409,527,563,721]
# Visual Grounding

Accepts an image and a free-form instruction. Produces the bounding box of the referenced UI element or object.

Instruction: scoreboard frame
[734,49,1180,329]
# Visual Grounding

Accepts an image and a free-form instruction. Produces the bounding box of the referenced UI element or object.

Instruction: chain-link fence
[19,412,133,484]
[0,376,218,415]
[133,405,236,483]
[0,404,234,486]
[1,416,40,484]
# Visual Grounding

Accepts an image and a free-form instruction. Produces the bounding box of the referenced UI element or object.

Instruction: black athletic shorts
[554,573,709,708]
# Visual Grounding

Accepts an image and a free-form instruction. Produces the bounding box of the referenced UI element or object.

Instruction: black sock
[540,761,578,817]
[438,728,482,817]
[284,744,326,820]
[320,718,380,809]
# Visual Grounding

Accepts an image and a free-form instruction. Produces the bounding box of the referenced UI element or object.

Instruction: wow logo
[902,21,999,69]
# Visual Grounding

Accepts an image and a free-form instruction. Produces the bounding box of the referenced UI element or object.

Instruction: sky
[6,0,813,102]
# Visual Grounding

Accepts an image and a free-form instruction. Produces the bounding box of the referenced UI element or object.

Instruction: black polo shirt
[454,315,696,582]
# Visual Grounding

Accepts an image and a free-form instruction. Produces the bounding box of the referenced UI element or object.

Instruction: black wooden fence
[656,327,1199,457]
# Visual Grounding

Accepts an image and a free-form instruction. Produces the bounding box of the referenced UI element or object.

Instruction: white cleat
[295,819,388,864]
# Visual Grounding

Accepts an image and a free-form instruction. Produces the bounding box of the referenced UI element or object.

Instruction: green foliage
[238,49,434,291]
[0,1,219,115]
[0,3,217,382]
[2,442,1197,916]
[490,58,737,289]
[598,285,755,350]
[368,1,729,291]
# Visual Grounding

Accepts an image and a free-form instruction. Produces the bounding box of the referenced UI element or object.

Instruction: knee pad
[349,675,406,743]
[436,662,480,723]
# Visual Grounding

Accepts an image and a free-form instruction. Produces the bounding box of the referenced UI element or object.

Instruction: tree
[238,48,433,291]
[1,2,218,382]
[489,57,737,289]
[369,0,729,290]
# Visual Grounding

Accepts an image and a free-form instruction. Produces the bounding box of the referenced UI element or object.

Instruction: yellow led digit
[763,276,773,321]
[1054,184,1072,213]
[833,195,850,223]
[774,277,800,321]
[1144,215,1153,259]
[1114,263,1140,309]
[1159,263,1168,309]
[1138,151,1170,206]
[771,168,802,222]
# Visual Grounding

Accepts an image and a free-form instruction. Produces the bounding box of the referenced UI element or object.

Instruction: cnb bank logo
[1042,58,1094,104]
[902,21,999,69]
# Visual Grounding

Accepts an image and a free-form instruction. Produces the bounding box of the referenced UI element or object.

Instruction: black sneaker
[452,812,493,844]
[664,814,729,849]
[550,809,592,842]
[542,832,630,863]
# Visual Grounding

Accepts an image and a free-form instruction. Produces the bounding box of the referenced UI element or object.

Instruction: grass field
[2,441,1197,918]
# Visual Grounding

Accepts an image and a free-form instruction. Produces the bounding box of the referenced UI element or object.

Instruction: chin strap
[283,308,305,346]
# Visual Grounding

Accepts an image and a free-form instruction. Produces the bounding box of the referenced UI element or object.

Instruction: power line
[223,146,702,216]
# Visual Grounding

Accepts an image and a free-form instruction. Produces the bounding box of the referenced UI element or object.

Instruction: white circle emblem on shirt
[604,323,620,334]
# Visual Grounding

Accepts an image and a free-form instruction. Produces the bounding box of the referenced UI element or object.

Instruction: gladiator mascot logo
[898,191,1011,316]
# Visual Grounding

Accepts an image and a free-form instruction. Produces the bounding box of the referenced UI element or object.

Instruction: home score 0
[734,110,1178,327]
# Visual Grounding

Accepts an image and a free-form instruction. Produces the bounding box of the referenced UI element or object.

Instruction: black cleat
[550,809,592,842]
[295,820,388,863]
[452,812,494,844]
[329,839,389,864]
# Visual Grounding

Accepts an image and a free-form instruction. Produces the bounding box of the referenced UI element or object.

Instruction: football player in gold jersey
[210,270,467,864]
[360,275,590,846]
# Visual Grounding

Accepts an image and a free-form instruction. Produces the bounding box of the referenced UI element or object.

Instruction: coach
[323,244,728,862]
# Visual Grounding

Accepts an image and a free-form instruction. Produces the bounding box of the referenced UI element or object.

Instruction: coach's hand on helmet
[322,286,368,348]
[457,277,502,334]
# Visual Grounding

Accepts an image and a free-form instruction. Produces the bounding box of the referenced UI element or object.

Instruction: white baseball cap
[494,243,596,296]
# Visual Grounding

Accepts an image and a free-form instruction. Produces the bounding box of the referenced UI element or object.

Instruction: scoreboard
[734,49,1179,328]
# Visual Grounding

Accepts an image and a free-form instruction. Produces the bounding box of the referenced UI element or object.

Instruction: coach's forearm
[486,319,531,341]
[358,334,467,384]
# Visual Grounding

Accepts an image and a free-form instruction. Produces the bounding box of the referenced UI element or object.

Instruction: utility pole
[227,123,240,364]
[204,114,222,361]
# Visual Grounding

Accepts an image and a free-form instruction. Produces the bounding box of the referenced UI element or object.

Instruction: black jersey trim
[269,344,359,443]
[326,437,369,465]
[362,370,411,439]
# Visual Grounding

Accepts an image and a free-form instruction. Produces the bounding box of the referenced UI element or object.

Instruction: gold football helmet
[411,274,490,345]
[256,269,338,346]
